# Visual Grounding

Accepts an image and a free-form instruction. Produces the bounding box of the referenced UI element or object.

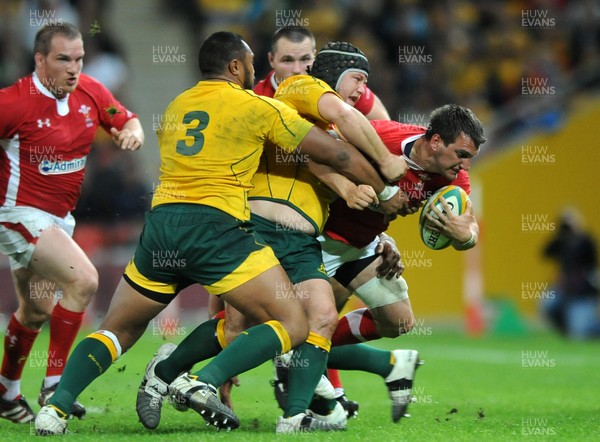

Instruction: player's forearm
[307,160,356,199]
[301,127,387,194]
[335,145,388,194]
[334,106,394,168]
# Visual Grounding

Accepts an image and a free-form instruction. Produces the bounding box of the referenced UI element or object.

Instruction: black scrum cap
[309,42,369,91]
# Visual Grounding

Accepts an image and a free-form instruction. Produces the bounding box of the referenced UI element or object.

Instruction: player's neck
[205,75,242,88]
[410,138,430,170]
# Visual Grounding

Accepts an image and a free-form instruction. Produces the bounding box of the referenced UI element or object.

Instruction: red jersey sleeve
[76,74,137,134]
[354,85,375,116]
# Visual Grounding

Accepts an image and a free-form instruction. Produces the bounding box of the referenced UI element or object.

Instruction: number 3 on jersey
[176,111,210,156]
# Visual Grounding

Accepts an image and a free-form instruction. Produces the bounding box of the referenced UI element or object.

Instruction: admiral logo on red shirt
[39,157,87,175]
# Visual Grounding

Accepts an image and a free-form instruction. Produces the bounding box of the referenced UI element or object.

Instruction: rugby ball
[419,185,469,250]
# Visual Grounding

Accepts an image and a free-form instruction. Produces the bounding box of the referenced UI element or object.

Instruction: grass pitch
[5,323,600,441]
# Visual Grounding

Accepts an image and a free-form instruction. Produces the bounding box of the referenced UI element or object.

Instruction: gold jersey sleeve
[274,75,340,128]
[152,81,313,221]
[249,75,341,233]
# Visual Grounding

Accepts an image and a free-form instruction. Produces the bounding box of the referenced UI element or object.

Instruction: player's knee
[379,328,400,338]
[295,321,310,346]
[16,304,52,328]
[376,321,402,338]
[398,314,415,334]
[224,318,247,342]
[282,314,310,348]
[373,312,414,338]
[308,306,339,338]
[67,266,98,306]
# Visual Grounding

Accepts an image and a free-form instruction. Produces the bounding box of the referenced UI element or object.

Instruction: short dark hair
[271,26,315,52]
[198,31,249,77]
[425,104,486,148]
[34,22,82,56]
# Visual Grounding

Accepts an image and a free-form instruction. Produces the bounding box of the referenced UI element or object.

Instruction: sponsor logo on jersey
[39,157,87,175]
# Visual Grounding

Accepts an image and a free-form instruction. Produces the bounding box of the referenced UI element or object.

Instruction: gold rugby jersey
[249,75,341,233]
[152,80,313,221]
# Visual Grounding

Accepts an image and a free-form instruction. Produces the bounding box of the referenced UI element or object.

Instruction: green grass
[5,324,600,440]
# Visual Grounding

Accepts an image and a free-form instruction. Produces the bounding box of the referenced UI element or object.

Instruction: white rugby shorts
[0,206,75,269]
[318,233,380,277]
[318,233,409,308]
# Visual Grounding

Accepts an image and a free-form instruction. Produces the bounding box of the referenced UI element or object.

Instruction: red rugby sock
[327,368,343,390]
[331,308,380,346]
[46,303,84,379]
[1,314,40,398]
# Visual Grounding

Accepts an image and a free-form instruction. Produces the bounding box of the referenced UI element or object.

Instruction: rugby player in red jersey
[254,25,390,120]
[315,105,485,421]
[0,23,144,424]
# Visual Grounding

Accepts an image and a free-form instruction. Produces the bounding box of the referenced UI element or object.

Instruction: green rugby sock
[155,318,222,384]
[328,344,393,377]
[47,336,113,415]
[284,342,328,417]
[194,322,287,388]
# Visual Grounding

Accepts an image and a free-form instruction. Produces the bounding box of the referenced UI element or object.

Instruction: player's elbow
[331,105,357,129]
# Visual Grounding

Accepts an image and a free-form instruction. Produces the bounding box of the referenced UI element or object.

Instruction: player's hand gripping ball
[419,185,469,250]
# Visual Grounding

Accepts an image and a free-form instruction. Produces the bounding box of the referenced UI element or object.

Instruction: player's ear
[228,58,241,77]
[430,134,443,151]
[34,52,44,68]
[268,52,275,68]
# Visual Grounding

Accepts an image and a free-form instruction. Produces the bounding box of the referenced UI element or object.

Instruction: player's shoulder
[370,119,399,132]
[222,84,299,118]
[370,119,427,133]
[0,74,31,100]
[73,73,114,101]
[76,73,107,91]
[0,75,35,116]
[370,120,426,143]
[276,75,333,97]
[249,91,297,115]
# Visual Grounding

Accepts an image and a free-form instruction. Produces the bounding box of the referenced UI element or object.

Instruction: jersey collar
[401,134,425,170]
[269,70,279,92]
[32,71,70,116]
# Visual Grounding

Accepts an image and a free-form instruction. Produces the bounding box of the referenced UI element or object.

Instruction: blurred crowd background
[1,0,599,333]
[3,1,600,141]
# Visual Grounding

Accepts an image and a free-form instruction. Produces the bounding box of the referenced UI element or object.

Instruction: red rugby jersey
[0,73,137,217]
[324,119,471,248]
